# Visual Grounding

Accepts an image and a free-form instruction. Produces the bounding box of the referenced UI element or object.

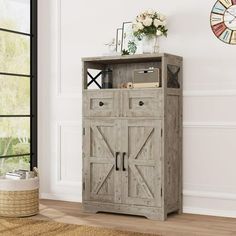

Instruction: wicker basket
[0,176,39,217]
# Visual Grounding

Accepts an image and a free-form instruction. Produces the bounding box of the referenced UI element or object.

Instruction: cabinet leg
[178,208,183,214]
[145,214,167,221]
[83,206,99,215]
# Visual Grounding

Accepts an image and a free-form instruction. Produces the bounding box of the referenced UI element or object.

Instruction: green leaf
[128,41,137,54]
[122,49,130,55]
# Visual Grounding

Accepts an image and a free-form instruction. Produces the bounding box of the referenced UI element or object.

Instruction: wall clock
[210,0,236,44]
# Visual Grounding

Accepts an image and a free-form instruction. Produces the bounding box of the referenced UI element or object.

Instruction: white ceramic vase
[142,35,159,54]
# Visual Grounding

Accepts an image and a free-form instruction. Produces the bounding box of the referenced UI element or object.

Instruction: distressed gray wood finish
[122,119,162,208]
[83,90,120,117]
[82,53,183,221]
[123,89,163,117]
[109,62,161,88]
[83,119,119,203]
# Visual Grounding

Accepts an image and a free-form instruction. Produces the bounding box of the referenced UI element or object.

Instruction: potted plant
[132,10,168,54]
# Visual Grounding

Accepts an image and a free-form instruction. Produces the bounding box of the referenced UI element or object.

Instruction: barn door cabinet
[82,53,183,220]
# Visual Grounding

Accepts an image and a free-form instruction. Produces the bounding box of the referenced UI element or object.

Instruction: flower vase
[142,35,159,54]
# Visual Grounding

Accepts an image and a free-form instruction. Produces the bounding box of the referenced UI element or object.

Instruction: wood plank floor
[31,199,236,236]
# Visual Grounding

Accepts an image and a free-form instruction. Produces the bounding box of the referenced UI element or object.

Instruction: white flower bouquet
[132,10,168,39]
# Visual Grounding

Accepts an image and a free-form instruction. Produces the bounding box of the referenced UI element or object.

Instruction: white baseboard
[183,207,236,218]
[183,189,236,218]
[40,193,81,203]
[184,190,236,201]
[40,190,236,219]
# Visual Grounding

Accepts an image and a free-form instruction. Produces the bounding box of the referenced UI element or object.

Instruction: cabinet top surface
[82,53,182,64]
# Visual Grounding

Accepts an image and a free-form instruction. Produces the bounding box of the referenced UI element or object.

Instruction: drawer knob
[99,101,104,107]
[139,101,144,106]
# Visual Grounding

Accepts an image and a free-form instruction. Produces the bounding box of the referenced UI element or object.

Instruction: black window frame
[0,0,37,170]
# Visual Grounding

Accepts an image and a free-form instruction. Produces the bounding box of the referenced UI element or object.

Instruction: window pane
[0,0,30,33]
[0,155,30,176]
[0,76,30,115]
[0,31,30,74]
[0,117,30,157]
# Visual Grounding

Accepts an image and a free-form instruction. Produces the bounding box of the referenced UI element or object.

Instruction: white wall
[38,0,236,217]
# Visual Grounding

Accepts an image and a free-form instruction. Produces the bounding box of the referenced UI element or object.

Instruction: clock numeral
[219,29,232,43]
[230,31,236,44]
[212,22,227,36]
[219,0,233,8]
[211,13,224,25]
[212,1,227,14]
[232,0,236,5]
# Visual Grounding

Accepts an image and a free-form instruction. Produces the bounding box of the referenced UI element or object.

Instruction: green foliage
[128,41,137,54]
[122,49,130,55]
[12,143,30,155]
[0,156,30,176]
[133,25,168,39]
[0,138,30,176]
[133,10,168,39]
[0,18,30,176]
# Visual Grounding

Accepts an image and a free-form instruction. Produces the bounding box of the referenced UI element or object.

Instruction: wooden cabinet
[82,53,183,220]
[83,91,120,117]
[123,90,162,117]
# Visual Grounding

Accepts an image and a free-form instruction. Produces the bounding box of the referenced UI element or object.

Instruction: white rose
[137,22,144,30]
[133,24,139,32]
[156,30,163,36]
[143,17,153,27]
[154,19,162,28]
[137,14,145,23]
[147,9,155,15]
[159,14,167,21]
[160,20,167,26]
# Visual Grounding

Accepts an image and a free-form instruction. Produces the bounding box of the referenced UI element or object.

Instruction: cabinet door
[83,90,120,117]
[121,119,162,207]
[122,90,162,117]
[83,119,122,203]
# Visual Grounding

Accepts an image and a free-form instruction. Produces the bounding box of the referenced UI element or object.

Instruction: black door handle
[99,101,104,107]
[122,152,126,171]
[115,152,119,171]
[139,101,144,106]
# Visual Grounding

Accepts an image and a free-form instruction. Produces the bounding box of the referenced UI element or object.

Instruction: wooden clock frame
[210,0,236,44]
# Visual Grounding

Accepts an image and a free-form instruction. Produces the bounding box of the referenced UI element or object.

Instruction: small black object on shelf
[102,69,113,89]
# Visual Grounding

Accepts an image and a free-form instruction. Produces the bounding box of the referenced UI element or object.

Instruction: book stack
[5,172,21,180]
[5,169,36,180]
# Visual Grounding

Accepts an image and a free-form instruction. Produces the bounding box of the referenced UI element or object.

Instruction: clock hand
[226,10,236,18]
[229,16,236,24]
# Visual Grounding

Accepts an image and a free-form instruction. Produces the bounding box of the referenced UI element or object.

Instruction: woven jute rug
[0,218,157,236]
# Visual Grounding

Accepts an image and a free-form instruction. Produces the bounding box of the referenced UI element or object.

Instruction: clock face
[210,0,236,44]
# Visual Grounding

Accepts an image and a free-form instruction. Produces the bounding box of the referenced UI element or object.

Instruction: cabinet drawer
[123,90,162,117]
[83,91,119,117]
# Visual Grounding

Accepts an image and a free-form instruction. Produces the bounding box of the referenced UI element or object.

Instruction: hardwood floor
[31,199,236,236]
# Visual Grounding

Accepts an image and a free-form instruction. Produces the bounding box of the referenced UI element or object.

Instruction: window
[0,0,37,175]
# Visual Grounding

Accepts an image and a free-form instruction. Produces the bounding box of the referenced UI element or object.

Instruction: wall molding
[183,207,236,218]
[56,0,62,96]
[40,188,236,218]
[183,189,236,217]
[40,192,81,203]
[183,189,236,201]
[183,122,236,129]
[56,0,81,97]
[41,189,236,203]
[56,181,82,188]
[57,121,81,183]
[183,89,236,97]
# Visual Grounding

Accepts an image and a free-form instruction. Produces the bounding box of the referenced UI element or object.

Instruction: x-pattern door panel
[83,119,121,203]
[122,119,162,207]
